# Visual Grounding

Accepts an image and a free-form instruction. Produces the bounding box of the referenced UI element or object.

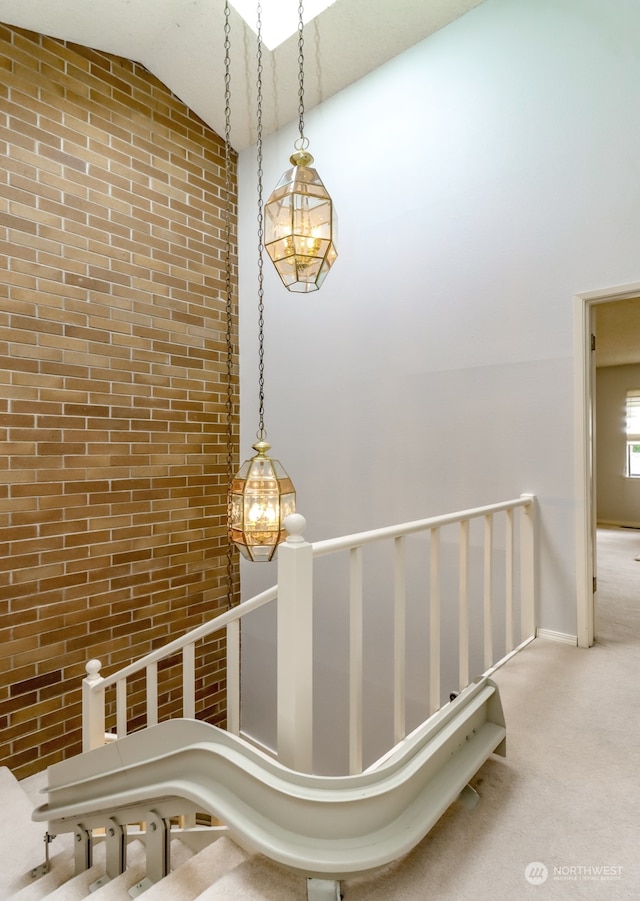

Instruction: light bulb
[248,499,277,526]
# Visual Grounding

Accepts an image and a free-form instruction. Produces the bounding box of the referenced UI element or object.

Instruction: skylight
[230,0,338,50]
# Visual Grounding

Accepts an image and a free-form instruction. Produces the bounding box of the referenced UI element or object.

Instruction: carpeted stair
[0,767,307,901]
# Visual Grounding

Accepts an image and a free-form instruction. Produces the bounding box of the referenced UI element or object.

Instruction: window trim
[625,390,640,477]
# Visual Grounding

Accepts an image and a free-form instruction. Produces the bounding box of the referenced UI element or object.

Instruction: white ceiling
[0,0,485,150]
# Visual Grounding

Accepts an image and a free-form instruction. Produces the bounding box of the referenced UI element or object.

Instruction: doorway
[574,283,640,648]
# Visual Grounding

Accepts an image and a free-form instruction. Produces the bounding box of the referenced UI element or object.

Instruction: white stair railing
[82,494,536,774]
[82,585,277,752]
[303,493,535,773]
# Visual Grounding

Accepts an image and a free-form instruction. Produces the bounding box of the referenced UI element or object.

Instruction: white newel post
[82,658,105,752]
[277,513,313,772]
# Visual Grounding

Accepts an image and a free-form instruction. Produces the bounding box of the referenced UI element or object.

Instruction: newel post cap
[85,659,103,682]
[284,513,307,543]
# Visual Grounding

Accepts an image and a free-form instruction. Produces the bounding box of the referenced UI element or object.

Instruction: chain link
[256,2,266,440]
[297,0,305,144]
[223,0,237,608]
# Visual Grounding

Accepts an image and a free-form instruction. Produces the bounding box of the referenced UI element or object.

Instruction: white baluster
[458,519,470,691]
[349,545,363,775]
[520,494,536,640]
[429,527,440,715]
[116,679,127,738]
[146,662,158,728]
[505,507,514,651]
[182,643,196,719]
[393,535,406,745]
[227,622,240,734]
[483,514,494,669]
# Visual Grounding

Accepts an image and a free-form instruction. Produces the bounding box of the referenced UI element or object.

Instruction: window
[625,390,640,477]
[230,0,338,50]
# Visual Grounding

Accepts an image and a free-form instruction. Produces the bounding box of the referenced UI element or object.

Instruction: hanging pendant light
[264,0,337,293]
[229,438,296,562]
[229,1,296,562]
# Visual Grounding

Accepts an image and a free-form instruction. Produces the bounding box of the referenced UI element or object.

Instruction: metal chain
[256,2,266,440]
[223,0,237,608]
[296,0,306,146]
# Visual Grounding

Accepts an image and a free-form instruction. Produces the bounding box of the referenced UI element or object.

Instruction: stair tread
[141,836,249,901]
[0,767,68,900]
[1,767,305,900]
[49,839,146,900]
[8,846,99,901]
[7,765,101,901]
[194,854,305,900]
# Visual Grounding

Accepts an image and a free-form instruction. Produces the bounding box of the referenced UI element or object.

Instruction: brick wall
[0,25,239,779]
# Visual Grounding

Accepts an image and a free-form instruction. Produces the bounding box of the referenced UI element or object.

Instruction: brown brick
[9,670,61,697]
[0,24,238,779]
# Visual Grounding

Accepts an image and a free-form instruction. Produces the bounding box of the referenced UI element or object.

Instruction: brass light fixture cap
[252,439,271,456]
[289,150,314,167]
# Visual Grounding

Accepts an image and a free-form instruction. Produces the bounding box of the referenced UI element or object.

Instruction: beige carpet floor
[341,525,640,900]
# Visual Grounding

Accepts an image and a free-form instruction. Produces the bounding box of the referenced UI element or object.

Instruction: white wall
[596,364,640,526]
[236,0,640,760]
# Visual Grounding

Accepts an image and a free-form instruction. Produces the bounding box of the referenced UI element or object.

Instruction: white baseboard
[597,519,640,529]
[536,628,578,646]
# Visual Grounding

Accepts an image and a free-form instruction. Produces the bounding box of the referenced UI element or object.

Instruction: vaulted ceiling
[0,0,485,150]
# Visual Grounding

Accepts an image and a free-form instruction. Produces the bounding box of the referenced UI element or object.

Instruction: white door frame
[574,281,640,648]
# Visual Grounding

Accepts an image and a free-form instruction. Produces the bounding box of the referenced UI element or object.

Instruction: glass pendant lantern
[229,439,296,562]
[264,0,337,293]
[264,146,337,293]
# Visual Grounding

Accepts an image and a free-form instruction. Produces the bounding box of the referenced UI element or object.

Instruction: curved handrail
[37,677,506,881]
[90,584,277,694]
